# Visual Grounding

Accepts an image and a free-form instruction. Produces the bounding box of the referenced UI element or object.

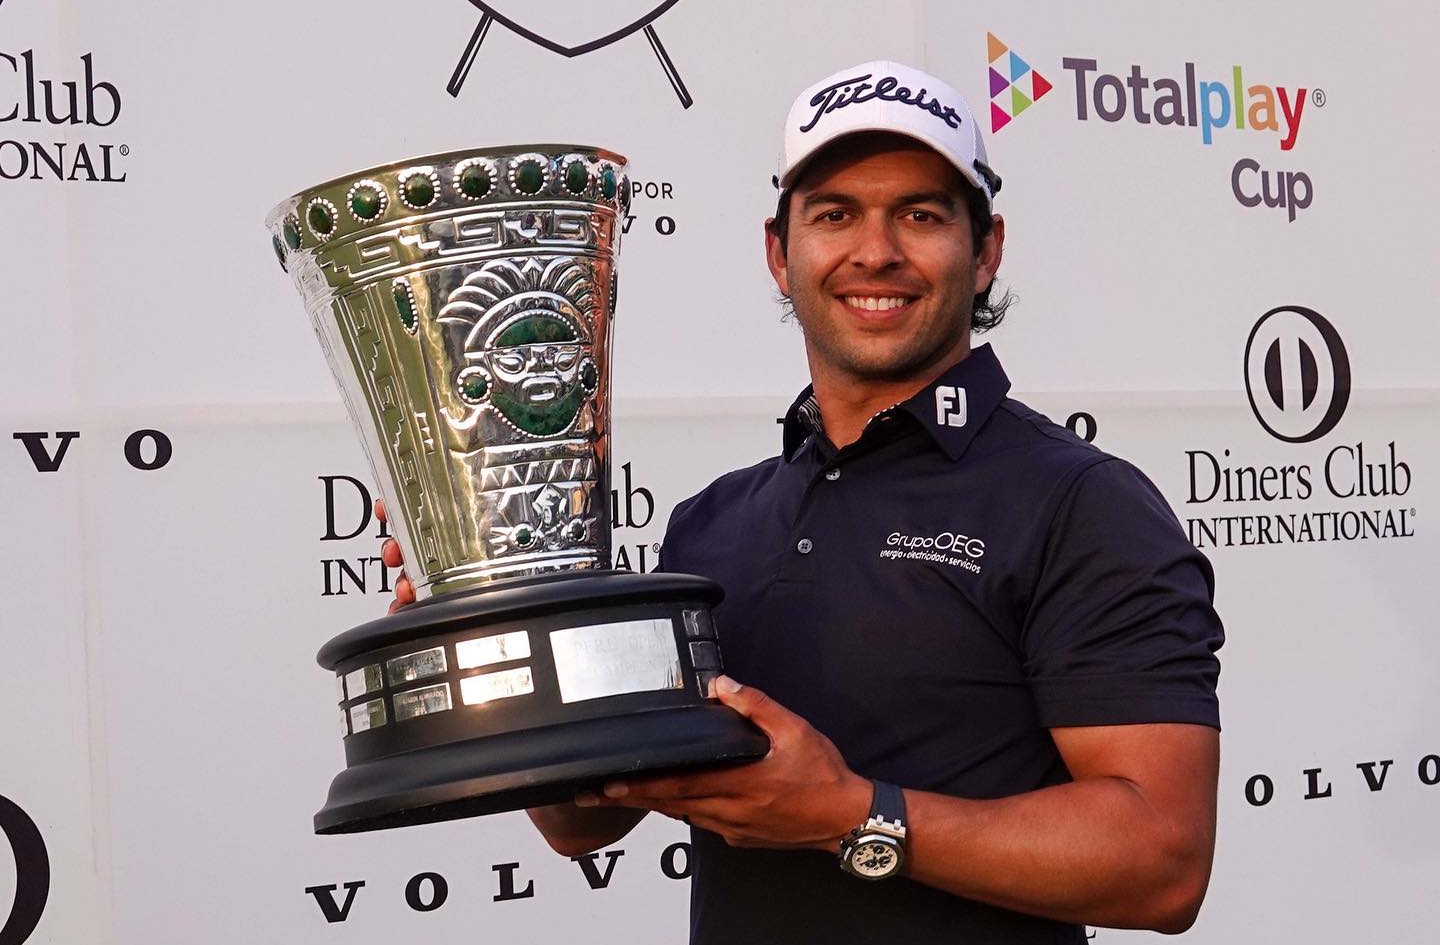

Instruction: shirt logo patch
[935,386,968,428]
[881,530,985,574]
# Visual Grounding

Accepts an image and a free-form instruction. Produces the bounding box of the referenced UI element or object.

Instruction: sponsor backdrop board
[0,0,1434,943]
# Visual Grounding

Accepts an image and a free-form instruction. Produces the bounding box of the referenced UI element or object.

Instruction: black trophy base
[314,570,769,834]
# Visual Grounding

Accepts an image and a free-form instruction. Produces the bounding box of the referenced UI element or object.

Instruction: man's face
[765,137,1002,385]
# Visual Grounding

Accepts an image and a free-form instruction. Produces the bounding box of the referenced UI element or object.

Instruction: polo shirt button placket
[824,468,841,481]
[796,538,813,555]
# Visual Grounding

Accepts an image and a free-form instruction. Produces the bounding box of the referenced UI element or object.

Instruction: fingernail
[574,793,598,807]
[717,675,741,694]
[603,782,628,798]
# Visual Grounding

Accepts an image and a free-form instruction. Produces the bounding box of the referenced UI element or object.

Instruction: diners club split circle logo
[1244,305,1351,444]
[448,0,693,108]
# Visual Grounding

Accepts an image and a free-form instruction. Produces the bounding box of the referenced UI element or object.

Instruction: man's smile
[837,292,920,320]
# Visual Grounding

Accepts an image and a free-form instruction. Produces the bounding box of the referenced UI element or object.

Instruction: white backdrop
[2,1,1436,943]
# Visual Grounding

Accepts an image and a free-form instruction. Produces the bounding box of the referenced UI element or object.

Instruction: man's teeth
[844,296,910,311]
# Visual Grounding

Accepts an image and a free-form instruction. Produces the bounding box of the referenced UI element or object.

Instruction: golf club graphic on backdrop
[449,0,693,108]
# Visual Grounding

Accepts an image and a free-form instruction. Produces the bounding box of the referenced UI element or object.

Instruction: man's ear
[764,217,791,298]
[975,214,1005,294]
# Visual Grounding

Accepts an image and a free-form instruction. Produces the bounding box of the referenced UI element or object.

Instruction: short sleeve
[1021,458,1224,730]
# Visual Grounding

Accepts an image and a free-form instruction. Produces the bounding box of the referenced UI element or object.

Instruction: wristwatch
[838,779,908,880]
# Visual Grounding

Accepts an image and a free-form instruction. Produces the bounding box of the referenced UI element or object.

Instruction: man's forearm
[527,802,648,858]
[882,778,1213,933]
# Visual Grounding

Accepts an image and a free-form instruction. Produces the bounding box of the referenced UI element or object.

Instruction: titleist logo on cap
[799,72,965,133]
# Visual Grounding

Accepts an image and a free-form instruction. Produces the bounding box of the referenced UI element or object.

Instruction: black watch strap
[870,779,906,825]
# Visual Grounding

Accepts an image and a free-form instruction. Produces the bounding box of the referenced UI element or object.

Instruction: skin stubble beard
[786,252,977,386]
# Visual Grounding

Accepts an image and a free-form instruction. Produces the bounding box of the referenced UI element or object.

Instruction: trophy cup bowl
[267,145,768,834]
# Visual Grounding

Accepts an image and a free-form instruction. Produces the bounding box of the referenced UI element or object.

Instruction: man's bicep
[1050,722,1219,842]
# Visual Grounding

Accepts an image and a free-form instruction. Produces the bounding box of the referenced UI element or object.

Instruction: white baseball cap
[775,60,1001,205]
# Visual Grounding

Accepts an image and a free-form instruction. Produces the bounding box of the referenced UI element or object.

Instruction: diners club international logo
[0,1,129,183]
[1181,306,1417,550]
[447,0,693,108]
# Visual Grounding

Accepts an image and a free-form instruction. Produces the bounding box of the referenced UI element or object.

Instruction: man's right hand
[373,499,650,853]
[375,499,415,613]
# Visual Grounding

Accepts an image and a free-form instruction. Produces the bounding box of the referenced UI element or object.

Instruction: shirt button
[796,538,814,554]
[825,469,841,481]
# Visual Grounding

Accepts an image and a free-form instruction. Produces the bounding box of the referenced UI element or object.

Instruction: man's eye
[819,209,847,223]
[908,210,937,223]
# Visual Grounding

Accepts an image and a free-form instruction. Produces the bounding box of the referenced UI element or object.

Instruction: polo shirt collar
[781,343,1012,462]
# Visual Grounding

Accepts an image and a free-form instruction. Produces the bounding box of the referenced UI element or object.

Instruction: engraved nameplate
[549,618,683,704]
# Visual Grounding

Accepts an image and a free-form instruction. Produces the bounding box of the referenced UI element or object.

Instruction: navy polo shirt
[659,343,1224,945]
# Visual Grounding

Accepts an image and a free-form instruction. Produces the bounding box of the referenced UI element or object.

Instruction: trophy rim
[264,142,630,228]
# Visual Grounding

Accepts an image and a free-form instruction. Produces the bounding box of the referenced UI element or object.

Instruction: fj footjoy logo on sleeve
[446,1,693,108]
[935,386,967,428]
[1243,305,1350,444]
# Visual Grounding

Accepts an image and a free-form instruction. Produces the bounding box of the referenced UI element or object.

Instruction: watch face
[848,839,899,878]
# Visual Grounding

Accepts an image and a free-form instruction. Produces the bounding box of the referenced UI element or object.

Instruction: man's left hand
[576,675,872,852]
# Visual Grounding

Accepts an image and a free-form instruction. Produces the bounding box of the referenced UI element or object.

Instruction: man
[382,60,1223,943]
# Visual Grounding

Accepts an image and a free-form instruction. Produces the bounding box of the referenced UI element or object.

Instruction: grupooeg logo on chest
[881,530,986,574]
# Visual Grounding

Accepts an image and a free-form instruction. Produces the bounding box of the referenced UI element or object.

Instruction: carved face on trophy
[442,257,600,438]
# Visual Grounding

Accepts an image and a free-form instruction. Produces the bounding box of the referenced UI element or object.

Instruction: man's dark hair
[766,178,1014,333]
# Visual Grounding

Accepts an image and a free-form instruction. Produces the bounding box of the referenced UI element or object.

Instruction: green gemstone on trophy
[459,163,491,198]
[496,315,578,347]
[393,283,417,330]
[272,235,287,269]
[515,160,545,195]
[404,174,436,208]
[600,166,617,199]
[514,525,534,547]
[350,185,383,219]
[462,373,488,400]
[564,161,589,194]
[282,217,302,249]
[308,202,334,236]
[580,359,598,393]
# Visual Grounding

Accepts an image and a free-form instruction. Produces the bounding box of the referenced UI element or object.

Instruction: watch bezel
[840,822,907,880]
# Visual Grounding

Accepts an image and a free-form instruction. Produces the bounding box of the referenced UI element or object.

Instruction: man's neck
[806,340,972,449]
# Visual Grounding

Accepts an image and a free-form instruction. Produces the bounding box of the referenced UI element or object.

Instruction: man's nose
[848,212,904,271]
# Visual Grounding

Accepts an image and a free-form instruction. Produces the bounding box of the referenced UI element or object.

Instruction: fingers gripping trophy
[268,146,767,833]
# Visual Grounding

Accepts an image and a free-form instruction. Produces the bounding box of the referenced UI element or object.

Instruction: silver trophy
[268,145,766,833]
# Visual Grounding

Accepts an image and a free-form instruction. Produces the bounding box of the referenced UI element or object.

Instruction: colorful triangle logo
[986,34,1050,131]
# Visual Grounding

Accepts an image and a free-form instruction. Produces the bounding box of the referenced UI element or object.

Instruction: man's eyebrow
[799,191,861,211]
[895,190,957,209]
